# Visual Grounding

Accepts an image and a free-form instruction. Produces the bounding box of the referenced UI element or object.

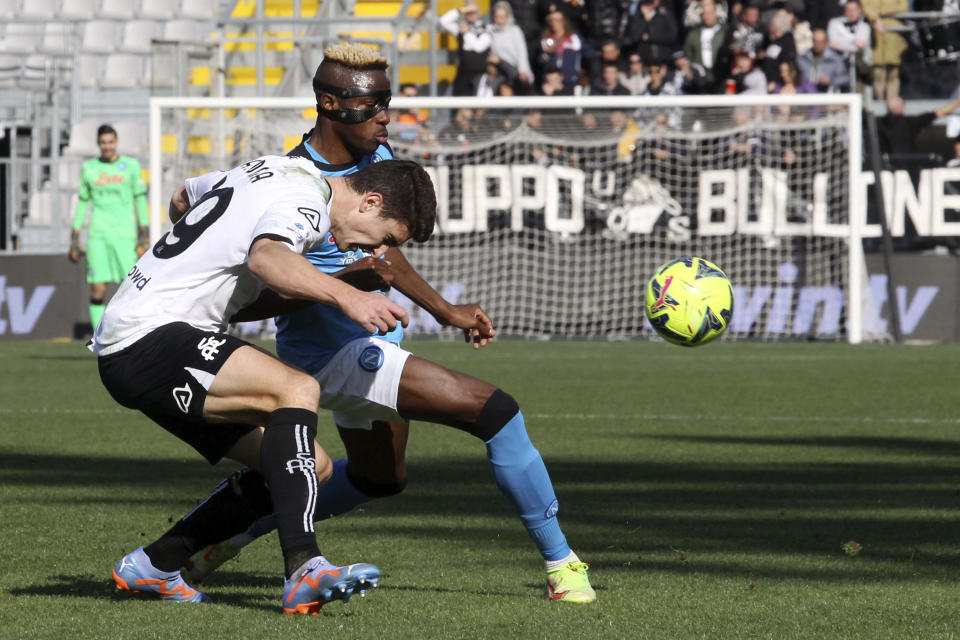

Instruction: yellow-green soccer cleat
[182,541,242,584]
[546,561,596,603]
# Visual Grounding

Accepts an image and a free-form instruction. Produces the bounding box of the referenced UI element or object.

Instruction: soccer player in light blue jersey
[169,43,594,603]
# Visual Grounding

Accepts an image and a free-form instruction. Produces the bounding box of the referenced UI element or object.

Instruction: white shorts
[312,336,411,430]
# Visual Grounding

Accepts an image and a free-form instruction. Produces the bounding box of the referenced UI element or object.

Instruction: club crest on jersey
[197,336,226,361]
[117,162,126,171]
[358,345,384,372]
[173,383,193,413]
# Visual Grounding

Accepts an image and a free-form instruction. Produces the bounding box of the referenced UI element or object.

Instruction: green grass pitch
[1,338,959,639]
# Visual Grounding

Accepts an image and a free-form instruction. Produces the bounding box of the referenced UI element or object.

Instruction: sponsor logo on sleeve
[298,207,321,231]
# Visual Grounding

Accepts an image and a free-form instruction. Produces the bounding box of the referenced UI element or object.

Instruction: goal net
[150,93,881,343]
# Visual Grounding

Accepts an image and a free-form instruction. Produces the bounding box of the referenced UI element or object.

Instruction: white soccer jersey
[90,155,334,356]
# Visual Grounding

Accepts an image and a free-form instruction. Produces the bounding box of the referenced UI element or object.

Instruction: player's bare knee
[470,389,520,441]
[276,372,320,410]
[314,446,334,484]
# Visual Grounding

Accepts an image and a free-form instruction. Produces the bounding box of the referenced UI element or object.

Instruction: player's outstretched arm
[385,247,495,348]
[248,239,408,334]
[231,257,395,322]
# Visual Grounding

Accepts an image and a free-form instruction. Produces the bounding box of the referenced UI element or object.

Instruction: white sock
[545,550,579,572]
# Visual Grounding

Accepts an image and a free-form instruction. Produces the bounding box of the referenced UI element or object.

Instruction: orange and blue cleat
[112,547,211,603]
[282,557,380,615]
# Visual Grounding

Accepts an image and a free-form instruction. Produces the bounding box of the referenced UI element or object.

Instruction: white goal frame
[149,93,866,343]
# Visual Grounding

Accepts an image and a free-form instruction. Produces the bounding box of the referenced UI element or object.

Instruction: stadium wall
[0,253,957,342]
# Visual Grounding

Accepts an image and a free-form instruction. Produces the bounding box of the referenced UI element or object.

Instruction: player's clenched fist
[342,289,409,335]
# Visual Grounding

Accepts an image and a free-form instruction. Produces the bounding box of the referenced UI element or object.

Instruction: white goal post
[150,93,878,343]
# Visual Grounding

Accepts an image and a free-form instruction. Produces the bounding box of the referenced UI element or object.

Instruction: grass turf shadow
[4,434,960,585]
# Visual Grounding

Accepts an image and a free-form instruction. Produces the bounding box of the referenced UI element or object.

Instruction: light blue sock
[239,458,370,543]
[485,411,571,562]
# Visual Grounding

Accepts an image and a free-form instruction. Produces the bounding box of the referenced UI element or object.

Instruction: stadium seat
[76,55,103,88]
[21,56,51,88]
[38,23,73,56]
[0,55,20,87]
[138,0,176,20]
[18,0,58,19]
[119,20,162,54]
[162,20,207,43]
[26,187,75,229]
[100,55,145,89]
[60,0,99,20]
[81,21,121,54]
[247,0,322,17]
[99,0,138,20]
[57,158,84,190]
[26,190,52,227]
[0,0,16,18]
[0,23,41,55]
[114,121,148,157]
[63,121,102,157]
[27,189,53,226]
[179,0,220,20]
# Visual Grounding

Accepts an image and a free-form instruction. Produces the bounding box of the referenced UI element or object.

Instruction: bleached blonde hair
[322,42,388,70]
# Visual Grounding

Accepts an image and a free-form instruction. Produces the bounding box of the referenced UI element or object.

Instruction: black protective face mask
[315,83,392,124]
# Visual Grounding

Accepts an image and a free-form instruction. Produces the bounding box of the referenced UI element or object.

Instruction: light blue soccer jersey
[275,135,402,373]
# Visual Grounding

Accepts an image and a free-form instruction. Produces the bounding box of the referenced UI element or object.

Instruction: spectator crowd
[410,0,960,162]
[391,0,960,250]
[435,0,922,101]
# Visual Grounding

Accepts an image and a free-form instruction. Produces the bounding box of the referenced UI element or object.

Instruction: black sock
[259,408,322,577]
[144,467,273,572]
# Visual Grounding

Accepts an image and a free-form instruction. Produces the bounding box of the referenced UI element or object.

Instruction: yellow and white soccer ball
[645,257,734,347]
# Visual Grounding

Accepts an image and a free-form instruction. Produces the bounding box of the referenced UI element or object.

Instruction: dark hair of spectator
[97,124,117,138]
[542,10,574,38]
[780,59,800,80]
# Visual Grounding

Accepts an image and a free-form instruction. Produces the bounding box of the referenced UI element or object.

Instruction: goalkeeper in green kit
[69,124,149,330]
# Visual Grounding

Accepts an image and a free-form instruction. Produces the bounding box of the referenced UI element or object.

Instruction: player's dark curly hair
[344,160,437,243]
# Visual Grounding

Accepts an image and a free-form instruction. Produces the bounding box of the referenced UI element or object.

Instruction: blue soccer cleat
[112,547,211,603]
[282,557,380,615]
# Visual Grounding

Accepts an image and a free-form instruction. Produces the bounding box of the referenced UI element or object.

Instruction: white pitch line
[528,413,960,425]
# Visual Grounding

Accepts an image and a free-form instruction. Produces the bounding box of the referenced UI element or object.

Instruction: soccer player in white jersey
[170,43,595,603]
[93,155,436,614]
